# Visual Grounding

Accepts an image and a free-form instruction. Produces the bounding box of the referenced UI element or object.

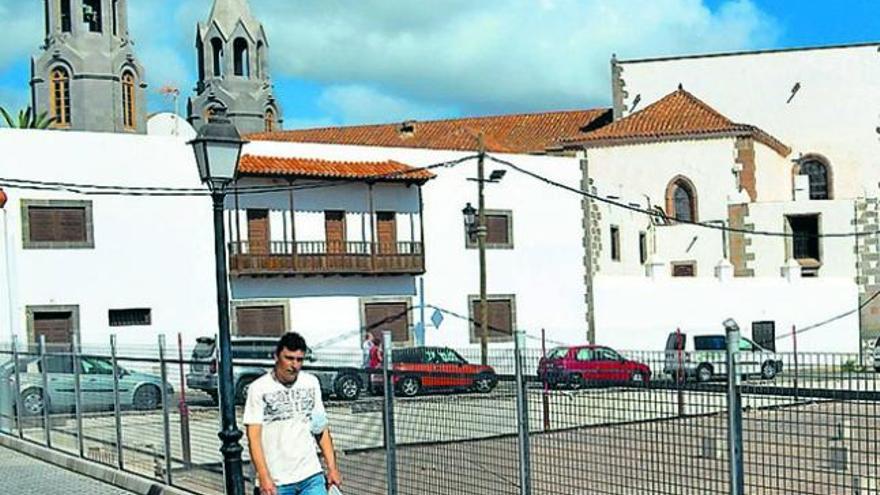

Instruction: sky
[0,0,877,129]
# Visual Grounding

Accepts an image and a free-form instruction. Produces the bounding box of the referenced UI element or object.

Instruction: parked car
[185,336,364,403]
[1,355,173,416]
[664,332,783,382]
[873,336,880,373]
[537,345,651,388]
[371,346,497,397]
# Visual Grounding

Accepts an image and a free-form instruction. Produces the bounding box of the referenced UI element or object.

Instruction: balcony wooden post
[233,187,241,270]
[369,182,376,272]
[288,180,297,271]
[418,185,426,272]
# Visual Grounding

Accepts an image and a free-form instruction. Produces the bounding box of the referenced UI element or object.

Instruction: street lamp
[463,145,507,365]
[188,108,247,495]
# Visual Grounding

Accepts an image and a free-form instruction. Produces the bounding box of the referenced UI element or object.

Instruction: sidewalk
[0,445,135,494]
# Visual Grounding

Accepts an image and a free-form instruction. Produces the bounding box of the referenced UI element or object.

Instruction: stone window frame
[784,213,822,276]
[21,199,95,249]
[467,294,517,344]
[25,304,81,350]
[359,296,414,346]
[465,209,515,250]
[230,299,291,336]
[664,175,699,224]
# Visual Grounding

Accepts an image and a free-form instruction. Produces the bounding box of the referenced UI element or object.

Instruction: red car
[372,346,497,397]
[537,345,651,388]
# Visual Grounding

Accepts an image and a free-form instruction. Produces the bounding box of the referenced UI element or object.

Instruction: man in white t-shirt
[244,332,341,495]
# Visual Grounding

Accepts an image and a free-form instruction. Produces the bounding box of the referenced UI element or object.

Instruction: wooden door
[33,311,74,373]
[247,209,270,255]
[325,211,346,255]
[364,302,409,343]
[376,212,397,254]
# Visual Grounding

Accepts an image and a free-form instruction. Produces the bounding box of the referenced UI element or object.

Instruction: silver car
[664,332,783,382]
[2,355,173,416]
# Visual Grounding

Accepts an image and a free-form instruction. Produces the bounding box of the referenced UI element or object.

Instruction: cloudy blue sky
[0,0,876,128]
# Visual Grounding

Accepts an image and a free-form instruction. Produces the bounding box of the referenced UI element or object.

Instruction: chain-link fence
[1,328,878,495]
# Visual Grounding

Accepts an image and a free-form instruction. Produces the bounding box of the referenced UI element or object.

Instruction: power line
[487,154,877,240]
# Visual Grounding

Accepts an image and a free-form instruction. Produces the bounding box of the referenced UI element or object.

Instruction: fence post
[514,329,532,495]
[792,325,799,401]
[39,335,51,447]
[11,335,23,438]
[158,335,173,485]
[72,334,84,458]
[110,335,125,471]
[541,328,550,430]
[382,330,397,495]
[723,319,744,495]
[676,328,685,417]
[177,333,192,469]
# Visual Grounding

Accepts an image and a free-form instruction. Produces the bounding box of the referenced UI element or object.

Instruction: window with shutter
[469,295,516,343]
[109,308,151,327]
[671,262,696,277]
[364,302,409,343]
[236,306,286,337]
[466,209,513,249]
[22,200,94,249]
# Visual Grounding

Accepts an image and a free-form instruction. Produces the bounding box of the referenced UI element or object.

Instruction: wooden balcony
[229,241,425,276]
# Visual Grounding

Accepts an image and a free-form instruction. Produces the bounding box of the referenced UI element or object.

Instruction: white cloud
[316,85,457,125]
[253,0,780,114]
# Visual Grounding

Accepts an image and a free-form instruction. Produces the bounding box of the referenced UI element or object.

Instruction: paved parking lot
[0,445,135,494]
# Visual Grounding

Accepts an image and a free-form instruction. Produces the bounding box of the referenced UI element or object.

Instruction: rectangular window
[610,226,620,261]
[639,231,647,265]
[469,295,516,343]
[751,321,776,352]
[788,214,820,276]
[364,301,410,343]
[466,210,514,249]
[235,305,286,337]
[108,308,151,327]
[22,200,94,249]
[672,262,696,277]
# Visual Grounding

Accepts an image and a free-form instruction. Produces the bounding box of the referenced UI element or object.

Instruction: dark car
[371,346,497,397]
[185,336,364,403]
[537,345,651,388]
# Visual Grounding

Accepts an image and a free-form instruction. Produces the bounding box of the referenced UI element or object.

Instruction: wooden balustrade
[228,241,425,276]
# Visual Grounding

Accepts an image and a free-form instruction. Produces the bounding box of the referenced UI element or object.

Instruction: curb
[0,433,195,495]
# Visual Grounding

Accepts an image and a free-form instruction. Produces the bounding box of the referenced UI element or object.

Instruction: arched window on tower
[798,158,830,200]
[60,0,72,32]
[50,67,71,127]
[256,41,264,79]
[211,38,224,77]
[264,108,276,132]
[233,39,250,77]
[665,177,698,223]
[121,71,137,130]
[112,0,119,36]
[83,0,103,33]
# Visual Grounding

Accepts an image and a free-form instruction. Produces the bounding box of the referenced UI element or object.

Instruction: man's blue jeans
[276,473,326,495]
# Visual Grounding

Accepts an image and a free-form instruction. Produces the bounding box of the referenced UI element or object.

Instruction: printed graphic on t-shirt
[262,387,316,424]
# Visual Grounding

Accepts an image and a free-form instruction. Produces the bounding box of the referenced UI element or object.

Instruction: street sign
[431,308,444,329]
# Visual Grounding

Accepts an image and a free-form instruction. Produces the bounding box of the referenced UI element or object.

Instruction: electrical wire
[487,154,878,240]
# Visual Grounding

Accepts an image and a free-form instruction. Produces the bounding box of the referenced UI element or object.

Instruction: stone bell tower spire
[31,0,147,133]
[188,0,283,134]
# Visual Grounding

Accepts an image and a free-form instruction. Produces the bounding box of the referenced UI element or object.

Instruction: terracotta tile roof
[239,155,435,183]
[560,88,790,156]
[247,109,613,154]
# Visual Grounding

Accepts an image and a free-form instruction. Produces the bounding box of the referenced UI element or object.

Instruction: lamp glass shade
[206,142,242,182]
[462,203,476,226]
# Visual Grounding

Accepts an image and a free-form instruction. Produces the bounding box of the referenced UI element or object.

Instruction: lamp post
[188,109,247,495]
[463,143,506,365]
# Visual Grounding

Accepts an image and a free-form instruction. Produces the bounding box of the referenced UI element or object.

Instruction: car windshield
[547,347,568,359]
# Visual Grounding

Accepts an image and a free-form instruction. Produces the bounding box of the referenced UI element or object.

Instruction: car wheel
[334,374,362,401]
[235,378,255,405]
[696,364,713,383]
[133,385,161,411]
[397,376,421,397]
[761,361,778,380]
[568,373,585,390]
[473,374,497,393]
[20,388,46,416]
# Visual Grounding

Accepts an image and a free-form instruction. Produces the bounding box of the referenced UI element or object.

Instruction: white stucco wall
[618,44,880,200]
[0,128,218,352]
[594,275,859,354]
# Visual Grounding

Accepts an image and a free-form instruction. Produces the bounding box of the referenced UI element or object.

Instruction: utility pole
[580,149,596,344]
[477,134,490,365]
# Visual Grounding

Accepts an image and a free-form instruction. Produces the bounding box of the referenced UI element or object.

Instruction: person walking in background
[362,332,375,368]
[244,332,342,495]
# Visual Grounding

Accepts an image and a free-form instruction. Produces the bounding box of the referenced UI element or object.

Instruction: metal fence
[1,329,878,495]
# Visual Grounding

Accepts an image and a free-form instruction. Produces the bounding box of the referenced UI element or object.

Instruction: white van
[664,332,783,382]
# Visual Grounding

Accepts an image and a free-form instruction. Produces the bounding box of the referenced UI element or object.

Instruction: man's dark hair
[275,332,308,355]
